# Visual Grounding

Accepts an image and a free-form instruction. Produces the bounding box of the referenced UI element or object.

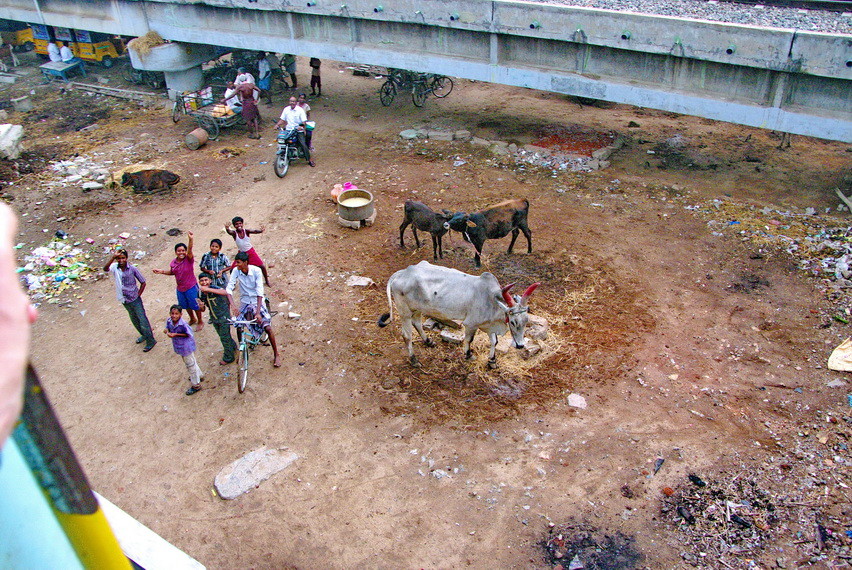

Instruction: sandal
[185,386,201,396]
[220,359,234,365]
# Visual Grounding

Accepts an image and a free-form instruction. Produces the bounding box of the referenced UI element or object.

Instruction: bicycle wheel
[379,80,396,107]
[412,82,427,107]
[238,341,249,393]
[430,76,453,98]
[171,101,181,123]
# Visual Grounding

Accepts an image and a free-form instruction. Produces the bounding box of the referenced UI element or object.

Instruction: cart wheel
[199,116,220,140]
[22,41,34,52]
[101,56,113,68]
[171,101,181,123]
[122,67,135,84]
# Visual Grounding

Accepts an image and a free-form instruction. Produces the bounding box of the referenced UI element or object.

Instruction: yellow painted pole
[13,365,131,570]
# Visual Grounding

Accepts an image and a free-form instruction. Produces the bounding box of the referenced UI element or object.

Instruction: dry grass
[127,31,165,59]
[355,251,655,428]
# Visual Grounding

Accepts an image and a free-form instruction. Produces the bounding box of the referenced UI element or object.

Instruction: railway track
[717,0,852,11]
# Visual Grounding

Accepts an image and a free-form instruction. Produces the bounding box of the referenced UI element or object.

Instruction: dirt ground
[2,53,851,569]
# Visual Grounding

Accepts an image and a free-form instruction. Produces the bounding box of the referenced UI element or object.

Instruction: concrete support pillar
[489,33,499,65]
[164,67,203,100]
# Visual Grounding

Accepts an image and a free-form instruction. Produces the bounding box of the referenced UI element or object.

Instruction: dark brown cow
[445,198,532,267]
[120,170,181,194]
[399,200,453,260]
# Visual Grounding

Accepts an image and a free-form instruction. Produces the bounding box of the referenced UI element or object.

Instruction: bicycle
[228,314,268,393]
[379,68,418,106]
[411,74,454,107]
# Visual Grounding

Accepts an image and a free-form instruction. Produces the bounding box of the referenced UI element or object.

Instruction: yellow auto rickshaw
[0,19,34,52]
[71,29,124,68]
[31,24,124,67]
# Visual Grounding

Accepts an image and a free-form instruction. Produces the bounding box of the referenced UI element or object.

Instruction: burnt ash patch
[542,521,642,569]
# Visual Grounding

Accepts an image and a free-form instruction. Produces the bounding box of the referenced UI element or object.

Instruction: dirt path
[3,54,851,569]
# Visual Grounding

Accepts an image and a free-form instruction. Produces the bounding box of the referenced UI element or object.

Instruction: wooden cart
[171,85,244,140]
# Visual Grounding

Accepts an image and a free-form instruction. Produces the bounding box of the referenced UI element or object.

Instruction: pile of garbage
[48,155,114,192]
[692,199,852,299]
[18,235,96,303]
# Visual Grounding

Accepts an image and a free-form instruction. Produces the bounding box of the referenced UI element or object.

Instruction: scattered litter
[567,393,587,409]
[19,237,96,301]
[688,474,706,487]
[827,338,852,372]
[654,457,665,474]
[118,232,131,239]
[453,159,466,167]
[345,275,375,287]
[165,228,181,237]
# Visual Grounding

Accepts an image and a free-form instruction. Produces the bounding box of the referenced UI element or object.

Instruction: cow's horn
[521,282,541,302]
[501,283,516,307]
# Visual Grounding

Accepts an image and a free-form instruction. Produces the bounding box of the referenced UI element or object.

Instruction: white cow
[377,261,540,368]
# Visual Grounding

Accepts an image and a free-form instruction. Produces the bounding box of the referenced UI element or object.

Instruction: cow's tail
[377,277,394,327]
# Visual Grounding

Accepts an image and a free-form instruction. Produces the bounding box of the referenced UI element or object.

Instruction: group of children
[105,217,279,396]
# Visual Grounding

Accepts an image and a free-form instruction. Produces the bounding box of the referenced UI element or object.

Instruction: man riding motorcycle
[274,96,314,167]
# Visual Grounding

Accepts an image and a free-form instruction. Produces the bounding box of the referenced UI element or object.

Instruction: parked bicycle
[411,74,454,107]
[379,69,453,107]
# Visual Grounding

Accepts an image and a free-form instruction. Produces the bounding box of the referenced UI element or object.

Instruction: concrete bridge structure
[1,0,850,142]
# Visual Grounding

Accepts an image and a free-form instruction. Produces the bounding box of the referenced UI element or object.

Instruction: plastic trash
[688,474,706,487]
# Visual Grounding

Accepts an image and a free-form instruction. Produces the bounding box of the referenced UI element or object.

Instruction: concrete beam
[0,0,849,142]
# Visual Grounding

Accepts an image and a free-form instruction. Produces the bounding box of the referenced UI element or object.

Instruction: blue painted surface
[0,440,83,569]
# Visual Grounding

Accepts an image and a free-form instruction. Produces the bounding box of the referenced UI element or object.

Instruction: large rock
[496,334,528,354]
[427,130,454,141]
[214,446,299,500]
[0,124,23,160]
[592,146,614,160]
[526,314,549,340]
[440,329,464,344]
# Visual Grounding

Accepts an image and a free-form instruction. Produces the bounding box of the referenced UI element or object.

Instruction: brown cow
[120,169,181,193]
[445,199,532,267]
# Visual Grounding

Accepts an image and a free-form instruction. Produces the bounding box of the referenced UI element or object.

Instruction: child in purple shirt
[154,231,204,331]
[165,305,204,395]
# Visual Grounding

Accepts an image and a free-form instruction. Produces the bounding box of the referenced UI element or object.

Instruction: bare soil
[2,53,851,569]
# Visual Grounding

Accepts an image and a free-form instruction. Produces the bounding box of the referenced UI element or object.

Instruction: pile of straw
[127,31,165,59]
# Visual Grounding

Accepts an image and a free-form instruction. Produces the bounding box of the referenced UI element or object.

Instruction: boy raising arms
[226,251,281,368]
[198,273,237,365]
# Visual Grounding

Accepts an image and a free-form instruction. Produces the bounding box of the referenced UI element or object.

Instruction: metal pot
[337,189,374,221]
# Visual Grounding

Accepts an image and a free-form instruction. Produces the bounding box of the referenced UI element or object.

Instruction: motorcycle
[274,122,314,178]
